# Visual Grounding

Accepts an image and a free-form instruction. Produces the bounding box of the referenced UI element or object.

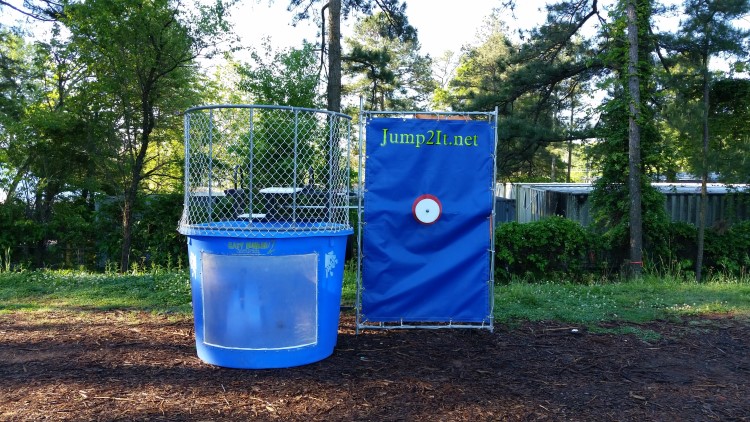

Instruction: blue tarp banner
[362,117,494,323]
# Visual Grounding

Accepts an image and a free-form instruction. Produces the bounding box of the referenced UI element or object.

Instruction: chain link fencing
[178,105,353,237]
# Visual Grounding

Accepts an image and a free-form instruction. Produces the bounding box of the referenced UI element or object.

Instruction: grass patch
[341,263,357,307]
[3,268,749,332]
[0,265,359,314]
[494,274,750,326]
[0,269,192,314]
[589,325,663,342]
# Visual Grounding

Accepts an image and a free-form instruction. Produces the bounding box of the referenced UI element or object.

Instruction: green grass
[2,268,749,333]
[494,274,750,326]
[0,269,192,313]
[341,262,358,307]
[0,264,358,314]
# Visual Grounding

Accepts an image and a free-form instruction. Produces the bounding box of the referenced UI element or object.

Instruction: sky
[227,1,743,73]
[1,0,689,61]
[230,0,547,59]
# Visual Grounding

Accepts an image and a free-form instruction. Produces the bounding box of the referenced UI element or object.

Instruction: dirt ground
[1,311,748,421]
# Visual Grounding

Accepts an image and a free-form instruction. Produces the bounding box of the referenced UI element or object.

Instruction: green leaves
[235,40,321,108]
[495,217,598,282]
[343,10,434,111]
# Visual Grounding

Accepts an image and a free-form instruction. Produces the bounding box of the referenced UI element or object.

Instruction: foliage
[443,8,601,181]
[343,11,434,111]
[495,217,750,282]
[708,78,750,183]
[0,199,30,268]
[494,216,599,282]
[63,0,233,271]
[232,42,331,198]
[587,0,672,263]
[93,194,186,272]
[235,40,322,108]
[0,192,185,272]
[0,27,107,267]
[652,221,699,274]
[445,16,514,111]
[288,0,405,22]
[704,221,750,275]
[287,0,413,111]
[0,0,63,22]
[438,0,749,187]
[658,0,750,280]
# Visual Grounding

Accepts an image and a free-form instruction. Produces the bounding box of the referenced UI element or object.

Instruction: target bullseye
[412,194,442,225]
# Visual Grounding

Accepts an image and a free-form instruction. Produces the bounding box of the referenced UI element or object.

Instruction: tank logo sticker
[227,240,276,255]
[189,252,197,279]
[325,251,338,278]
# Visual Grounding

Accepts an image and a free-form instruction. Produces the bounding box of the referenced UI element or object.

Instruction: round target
[412,194,442,225]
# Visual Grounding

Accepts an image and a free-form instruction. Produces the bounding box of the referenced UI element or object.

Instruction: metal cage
[179,105,353,237]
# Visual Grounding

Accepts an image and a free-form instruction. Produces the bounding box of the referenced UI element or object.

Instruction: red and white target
[412,194,442,225]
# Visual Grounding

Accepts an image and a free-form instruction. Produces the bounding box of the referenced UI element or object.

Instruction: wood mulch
[1,311,749,421]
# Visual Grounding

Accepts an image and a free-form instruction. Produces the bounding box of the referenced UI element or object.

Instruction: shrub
[94,193,186,270]
[705,221,750,275]
[494,217,749,283]
[641,221,697,278]
[495,216,599,283]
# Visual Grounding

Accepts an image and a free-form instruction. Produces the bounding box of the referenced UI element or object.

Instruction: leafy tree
[0,29,36,262]
[235,40,322,108]
[232,41,325,192]
[445,7,599,181]
[63,0,235,272]
[431,50,462,110]
[0,0,63,22]
[287,0,411,112]
[626,0,645,278]
[709,78,750,183]
[660,0,750,280]
[589,0,670,270]
[464,1,672,270]
[0,27,104,266]
[446,16,514,111]
[0,28,34,201]
[343,11,434,110]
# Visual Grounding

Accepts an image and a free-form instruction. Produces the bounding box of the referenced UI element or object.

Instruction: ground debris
[1,312,749,421]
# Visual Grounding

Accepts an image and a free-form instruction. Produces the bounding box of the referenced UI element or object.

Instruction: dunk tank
[179,105,353,368]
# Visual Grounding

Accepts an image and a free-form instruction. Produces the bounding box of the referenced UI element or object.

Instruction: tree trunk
[120,192,134,272]
[696,59,710,282]
[32,190,46,268]
[626,0,643,279]
[120,143,150,273]
[567,100,574,183]
[326,0,341,112]
[120,98,154,272]
[3,157,31,204]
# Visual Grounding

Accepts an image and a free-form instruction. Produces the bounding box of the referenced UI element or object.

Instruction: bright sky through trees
[231,0,540,58]
[5,0,734,67]
[228,0,740,71]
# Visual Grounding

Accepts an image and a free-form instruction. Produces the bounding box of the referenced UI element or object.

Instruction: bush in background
[705,221,750,275]
[494,216,600,282]
[94,193,185,271]
[495,217,750,282]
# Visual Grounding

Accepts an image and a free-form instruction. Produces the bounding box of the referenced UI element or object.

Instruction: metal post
[208,109,214,222]
[355,98,365,335]
[248,108,254,219]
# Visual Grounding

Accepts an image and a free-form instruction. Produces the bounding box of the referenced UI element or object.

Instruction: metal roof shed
[513,183,749,227]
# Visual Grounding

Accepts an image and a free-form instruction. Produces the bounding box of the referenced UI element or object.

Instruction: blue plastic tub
[186,221,352,369]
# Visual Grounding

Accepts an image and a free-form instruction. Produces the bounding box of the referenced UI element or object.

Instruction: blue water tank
[186,221,351,369]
